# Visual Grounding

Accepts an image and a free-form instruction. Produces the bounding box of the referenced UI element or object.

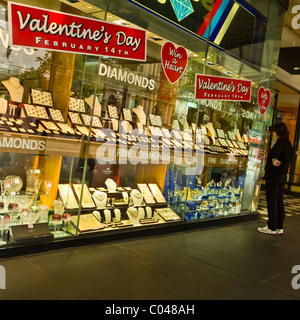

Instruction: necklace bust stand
[103,209,112,224]
[93,190,107,208]
[126,206,140,225]
[131,189,144,206]
[85,95,102,117]
[105,178,117,192]
[2,77,24,103]
[132,105,146,125]
[114,208,121,222]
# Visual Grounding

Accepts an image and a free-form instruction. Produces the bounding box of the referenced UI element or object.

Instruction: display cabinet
[0,0,282,253]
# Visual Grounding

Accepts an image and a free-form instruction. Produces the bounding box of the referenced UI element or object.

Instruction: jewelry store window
[0,0,285,251]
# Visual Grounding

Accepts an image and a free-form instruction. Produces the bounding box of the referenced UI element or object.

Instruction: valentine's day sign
[8,1,147,61]
[195,74,252,102]
[257,86,271,115]
[161,41,188,84]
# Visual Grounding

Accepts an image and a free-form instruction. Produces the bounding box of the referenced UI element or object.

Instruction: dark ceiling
[278,47,300,75]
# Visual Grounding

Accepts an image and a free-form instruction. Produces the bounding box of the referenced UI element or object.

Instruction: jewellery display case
[0,0,283,253]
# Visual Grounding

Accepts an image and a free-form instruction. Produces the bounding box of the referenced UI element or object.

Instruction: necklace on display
[127,207,139,218]
[8,78,21,89]
[105,178,116,191]
[131,190,142,199]
[94,191,105,201]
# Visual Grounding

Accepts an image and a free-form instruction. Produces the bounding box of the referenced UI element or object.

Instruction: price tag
[22,209,28,217]
[27,224,34,229]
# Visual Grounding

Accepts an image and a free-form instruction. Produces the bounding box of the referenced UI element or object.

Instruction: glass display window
[0,0,286,251]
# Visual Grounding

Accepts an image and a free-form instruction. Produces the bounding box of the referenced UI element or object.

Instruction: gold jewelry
[8,78,21,89]
[127,207,139,218]
[131,189,142,199]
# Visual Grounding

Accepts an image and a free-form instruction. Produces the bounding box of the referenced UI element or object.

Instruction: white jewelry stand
[138,207,145,219]
[105,178,117,192]
[126,206,140,225]
[85,95,101,117]
[131,189,143,206]
[93,191,107,208]
[103,209,111,223]
[114,209,121,222]
[145,206,152,218]
[122,192,129,204]
[132,105,146,125]
[2,77,24,103]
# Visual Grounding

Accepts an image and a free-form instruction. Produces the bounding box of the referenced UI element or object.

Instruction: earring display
[137,183,156,204]
[148,126,163,137]
[155,208,181,221]
[80,114,102,128]
[24,104,49,119]
[69,97,85,113]
[108,105,118,119]
[122,108,132,121]
[49,108,65,122]
[70,214,104,232]
[161,127,171,138]
[40,120,60,131]
[55,123,75,134]
[68,112,82,125]
[149,114,162,127]
[73,183,95,209]
[30,89,53,106]
[148,184,166,203]
[172,119,180,130]
[58,184,79,209]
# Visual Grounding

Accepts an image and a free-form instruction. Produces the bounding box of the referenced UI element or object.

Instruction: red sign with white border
[8,1,147,61]
[195,74,252,102]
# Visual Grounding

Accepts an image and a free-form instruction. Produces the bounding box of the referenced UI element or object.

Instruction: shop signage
[0,136,45,151]
[161,41,188,84]
[257,86,271,115]
[99,63,156,90]
[8,2,147,61]
[195,74,251,102]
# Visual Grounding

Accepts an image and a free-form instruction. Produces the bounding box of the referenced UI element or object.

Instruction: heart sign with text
[257,86,271,115]
[161,41,188,84]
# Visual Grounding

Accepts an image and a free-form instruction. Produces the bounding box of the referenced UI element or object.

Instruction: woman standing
[258,122,294,235]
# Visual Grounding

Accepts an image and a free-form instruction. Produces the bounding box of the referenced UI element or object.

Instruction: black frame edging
[0,212,259,258]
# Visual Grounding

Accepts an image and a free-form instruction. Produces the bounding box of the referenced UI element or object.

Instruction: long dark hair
[271,122,289,138]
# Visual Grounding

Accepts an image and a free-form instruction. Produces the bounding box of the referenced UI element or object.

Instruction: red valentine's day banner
[195,74,252,102]
[257,86,271,115]
[161,41,188,84]
[8,1,147,61]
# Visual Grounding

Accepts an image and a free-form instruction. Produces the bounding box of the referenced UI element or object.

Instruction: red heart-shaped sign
[161,41,188,84]
[257,86,271,115]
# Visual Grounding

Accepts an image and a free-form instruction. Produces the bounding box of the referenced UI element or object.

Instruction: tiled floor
[257,190,300,219]
[0,192,299,300]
